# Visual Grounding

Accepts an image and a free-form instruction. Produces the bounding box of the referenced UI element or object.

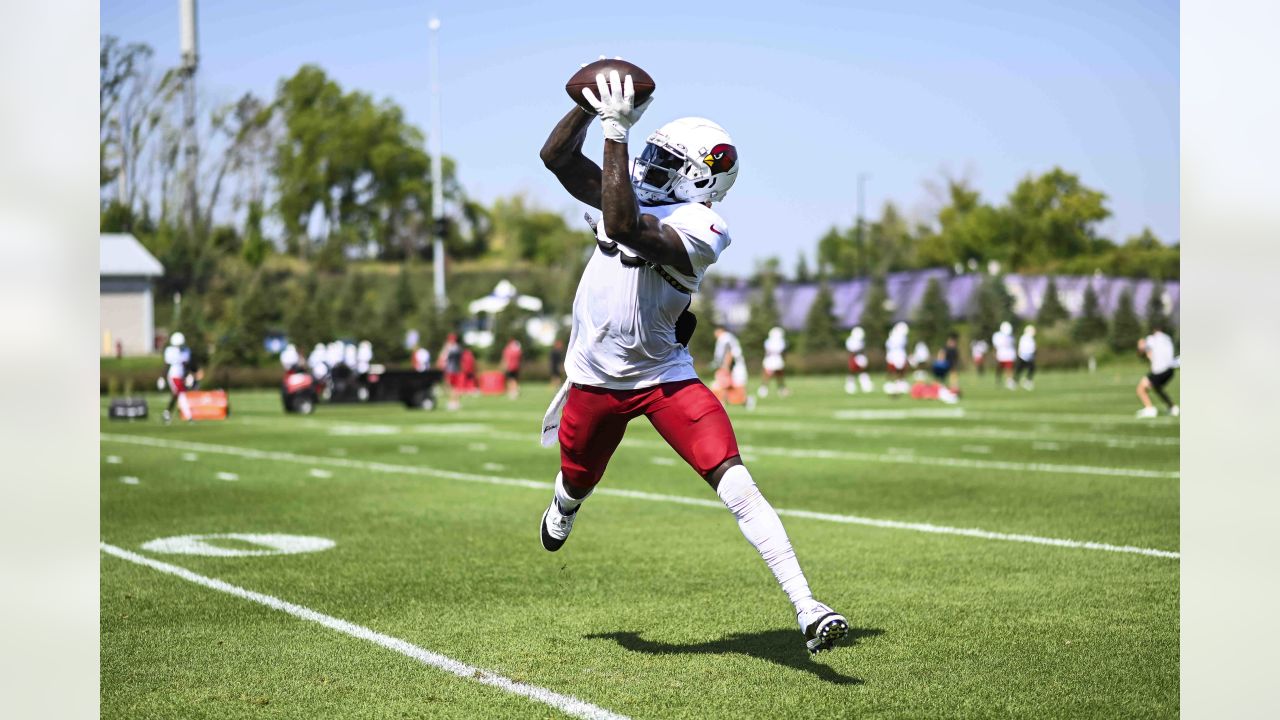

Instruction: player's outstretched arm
[540,107,603,209]
[601,140,694,275]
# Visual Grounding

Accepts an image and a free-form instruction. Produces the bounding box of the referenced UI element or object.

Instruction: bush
[1109,288,1142,352]
[913,277,952,348]
[1073,283,1108,342]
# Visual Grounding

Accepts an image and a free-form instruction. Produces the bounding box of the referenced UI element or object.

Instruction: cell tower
[179,0,199,233]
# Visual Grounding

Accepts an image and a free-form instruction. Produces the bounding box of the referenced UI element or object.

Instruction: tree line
[101,34,1176,372]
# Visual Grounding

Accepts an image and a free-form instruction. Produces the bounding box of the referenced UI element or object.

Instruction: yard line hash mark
[101,434,1179,559]
[99,543,630,720]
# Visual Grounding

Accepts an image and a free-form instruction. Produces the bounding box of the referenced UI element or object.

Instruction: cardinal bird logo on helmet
[703,143,738,175]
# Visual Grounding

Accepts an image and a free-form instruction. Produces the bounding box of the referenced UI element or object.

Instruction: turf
[100,365,1178,719]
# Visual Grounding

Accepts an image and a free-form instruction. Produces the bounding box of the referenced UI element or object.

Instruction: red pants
[559,379,740,490]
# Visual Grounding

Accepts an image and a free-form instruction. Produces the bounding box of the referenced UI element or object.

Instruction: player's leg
[1135,375,1159,417]
[1151,371,1176,410]
[540,385,633,551]
[645,381,848,653]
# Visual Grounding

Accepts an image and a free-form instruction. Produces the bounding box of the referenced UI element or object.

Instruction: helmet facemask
[631,118,738,205]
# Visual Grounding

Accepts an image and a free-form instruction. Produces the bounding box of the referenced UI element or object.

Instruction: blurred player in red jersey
[502,337,524,399]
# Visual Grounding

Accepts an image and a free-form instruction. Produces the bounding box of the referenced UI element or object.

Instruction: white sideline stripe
[99,543,629,720]
[100,434,1179,559]
[233,416,1176,479]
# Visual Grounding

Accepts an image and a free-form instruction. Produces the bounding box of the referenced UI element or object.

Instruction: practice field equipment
[185,390,230,421]
[108,397,149,420]
[282,372,318,415]
[479,371,506,396]
[566,58,655,113]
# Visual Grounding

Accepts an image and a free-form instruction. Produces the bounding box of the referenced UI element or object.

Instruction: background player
[1015,324,1037,390]
[884,322,910,395]
[992,321,1017,390]
[502,336,524,399]
[844,326,873,394]
[536,64,847,653]
[712,327,751,407]
[1137,325,1179,417]
[161,331,190,423]
[759,326,789,398]
[970,337,989,376]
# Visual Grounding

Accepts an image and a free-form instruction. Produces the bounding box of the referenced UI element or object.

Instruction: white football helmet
[769,326,785,340]
[850,326,865,342]
[892,322,909,337]
[169,331,185,347]
[1023,324,1036,337]
[632,117,739,204]
[999,321,1012,335]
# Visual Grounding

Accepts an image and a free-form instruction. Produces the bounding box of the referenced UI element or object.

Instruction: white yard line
[100,434,1179,559]
[730,419,1179,447]
[215,471,239,481]
[99,543,629,720]
[234,415,1177,479]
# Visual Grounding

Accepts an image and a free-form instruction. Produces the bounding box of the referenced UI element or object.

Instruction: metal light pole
[428,17,447,310]
[179,0,199,234]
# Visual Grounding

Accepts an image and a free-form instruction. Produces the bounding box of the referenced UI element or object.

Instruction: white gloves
[581,69,652,143]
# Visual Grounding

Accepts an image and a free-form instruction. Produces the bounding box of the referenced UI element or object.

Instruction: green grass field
[100,366,1179,719]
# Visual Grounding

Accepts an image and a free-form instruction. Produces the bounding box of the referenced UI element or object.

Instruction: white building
[100,233,164,356]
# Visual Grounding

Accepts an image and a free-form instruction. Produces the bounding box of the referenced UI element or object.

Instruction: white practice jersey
[1145,331,1176,373]
[1017,334,1036,361]
[714,331,744,368]
[566,201,730,389]
[845,335,864,354]
[885,333,908,367]
[992,331,1016,362]
[763,335,786,372]
[164,345,186,379]
[971,339,989,358]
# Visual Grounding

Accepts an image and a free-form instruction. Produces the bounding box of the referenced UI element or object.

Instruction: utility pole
[856,173,869,276]
[428,17,447,310]
[179,0,199,236]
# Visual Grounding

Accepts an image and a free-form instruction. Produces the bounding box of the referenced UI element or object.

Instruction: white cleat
[1136,406,1158,419]
[757,386,769,398]
[1170,405,1180,417]
[540,498,578,552]
[859,375,874,393]
[797,600,849,655]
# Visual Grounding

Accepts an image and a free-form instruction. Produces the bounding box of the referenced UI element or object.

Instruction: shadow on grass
[584,627,884,686]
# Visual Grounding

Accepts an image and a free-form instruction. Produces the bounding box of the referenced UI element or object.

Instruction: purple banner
[712,271,1180,332]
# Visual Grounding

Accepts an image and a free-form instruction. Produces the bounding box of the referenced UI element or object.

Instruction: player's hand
[581,69,652,143]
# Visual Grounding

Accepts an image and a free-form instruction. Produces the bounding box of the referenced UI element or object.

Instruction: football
[566,58,655,113]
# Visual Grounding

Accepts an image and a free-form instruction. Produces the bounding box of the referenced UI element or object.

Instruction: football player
[712,327,751,407]
[992,321,1017,390]
[1014,325,1037,390]
[537,66,848,653]
[162,332,190,423]
[884,322,910,395]
[844,326,874,394]
[1136,325,1179,418]
[759,327,788,398]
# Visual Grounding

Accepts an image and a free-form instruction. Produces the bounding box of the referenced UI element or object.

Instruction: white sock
[717,465,813,608]
[554,472,590,514]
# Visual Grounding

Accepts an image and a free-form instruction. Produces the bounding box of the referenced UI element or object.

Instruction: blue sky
[102,0,1178,275]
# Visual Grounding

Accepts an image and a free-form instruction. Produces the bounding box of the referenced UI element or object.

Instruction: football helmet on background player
[632,117,739,204]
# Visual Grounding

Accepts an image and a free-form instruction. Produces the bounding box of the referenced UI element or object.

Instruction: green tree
[1036,276,1070,326]
[969,274,1014,342]
[817,225,858,279]
[742,269,782,360]
[914,278,952,349]
[859,275,892,349]
[1002,168,1111,269]
[284,271,333,348]
[1145,281,1170,333]
[214,270,281,367]
[801,281,841,352]
[794,252,812,283]
[1109,288,1142,352]
[334,271,372,337]
[241,200,271,268]
[1072,283,1108,343]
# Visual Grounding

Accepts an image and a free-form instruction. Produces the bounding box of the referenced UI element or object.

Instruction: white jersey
[845,335,865,354]
[164,345,186,379]
[280,345,300,369]
[971,339,989,358]
[566,202,730,389]
[763,335,786,372]
[885,333,908,368]
[992,331,1016,362]
[911,341,931,367]
[714,331,744,368]
[1017,334,1037,361]
[1145,331,1175,373]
